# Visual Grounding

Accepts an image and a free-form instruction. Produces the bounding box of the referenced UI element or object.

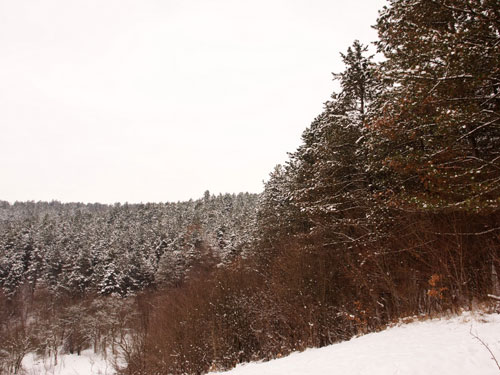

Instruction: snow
[210,311,500,375]
[20,311,500,375]
[22,349,115,375]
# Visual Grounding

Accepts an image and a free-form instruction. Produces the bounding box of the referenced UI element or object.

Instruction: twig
[428,227,500,236]
[470,327,500,372]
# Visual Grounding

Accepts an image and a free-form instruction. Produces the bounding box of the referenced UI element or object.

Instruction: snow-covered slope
[21,311,500,375]
[210,311,500,375]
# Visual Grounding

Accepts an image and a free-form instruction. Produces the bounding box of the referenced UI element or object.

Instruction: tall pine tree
[289,41,380,248]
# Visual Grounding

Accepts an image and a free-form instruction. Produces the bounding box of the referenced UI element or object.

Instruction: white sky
[0,0,386,204]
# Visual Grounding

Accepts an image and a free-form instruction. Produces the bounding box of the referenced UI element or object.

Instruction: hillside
[210,311,500,375]
[2,0,499,374]
[0,193,258,296]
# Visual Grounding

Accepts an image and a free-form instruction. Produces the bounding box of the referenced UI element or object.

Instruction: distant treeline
[0,193,258,297]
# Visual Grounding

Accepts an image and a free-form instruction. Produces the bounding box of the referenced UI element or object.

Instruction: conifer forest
[1,0,499,374]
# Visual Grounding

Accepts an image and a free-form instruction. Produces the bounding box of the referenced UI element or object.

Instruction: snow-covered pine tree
[372,0,500,210]
[288,40,380,248]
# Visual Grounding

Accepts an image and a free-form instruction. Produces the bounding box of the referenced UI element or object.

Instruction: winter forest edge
[1,0,500,374]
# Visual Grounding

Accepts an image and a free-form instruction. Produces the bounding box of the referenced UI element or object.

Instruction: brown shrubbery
[119,209,499,375]
[0,289,138,374]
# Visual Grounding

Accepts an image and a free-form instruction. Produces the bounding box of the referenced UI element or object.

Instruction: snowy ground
[21,311,500,375]
[22,349,115,375]
[210,311,500,375]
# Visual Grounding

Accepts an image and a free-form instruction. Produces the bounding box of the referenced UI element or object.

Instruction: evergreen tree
[289,41,380,247]
[373,0,500,209]
[256,164,303,248]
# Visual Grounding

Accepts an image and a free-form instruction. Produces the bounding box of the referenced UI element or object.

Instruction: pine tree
[372,0,500,210]
[256,164,304,247]
[288,41,380,247]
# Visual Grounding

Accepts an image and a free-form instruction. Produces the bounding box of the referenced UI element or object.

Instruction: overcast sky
[0,0,386,204]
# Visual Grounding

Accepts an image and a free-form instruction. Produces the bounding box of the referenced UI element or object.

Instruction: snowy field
[210,311,500,375]
[22,311,500,375]
[22,349,115,375]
